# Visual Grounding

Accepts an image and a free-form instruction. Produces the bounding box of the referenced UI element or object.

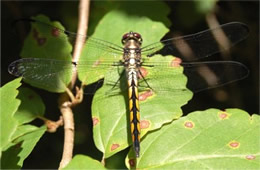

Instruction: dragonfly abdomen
[128,69,141,157]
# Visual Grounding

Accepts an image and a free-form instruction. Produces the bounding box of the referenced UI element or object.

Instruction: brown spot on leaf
[138,67,148,79]
[246,155,255,160]
[184,121,194,129]
[32,28,46,46]
[92,117,99,126]
[228,141,240,149]
[129,159,136,167]
[111,143,120,151]
[171,57,182,67]
[139,90,153,101]
[51,27,60,37]
[140,120,150,129]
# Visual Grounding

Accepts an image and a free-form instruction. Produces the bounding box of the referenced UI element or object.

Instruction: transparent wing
[8,58,124,93]
[10,17,125,92]
[139,58,249,93]
[14,18,124,55]
[141,22,249,61]
[8,58,75,92]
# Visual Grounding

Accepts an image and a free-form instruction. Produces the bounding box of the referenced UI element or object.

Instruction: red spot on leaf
[111,143,120,151]
[140,120,150,129]
[92,117,99,126]
[51,27,60,37]
[229,141,240,148]
[129,159,136,167]
[171,57,182,67]
[218,111,230,120]
[138,67,148,79]
[32,28,46,46]
[246,155,255,160]
[139,90,153,101]
[219,113,227,119]
[184,121,194,128]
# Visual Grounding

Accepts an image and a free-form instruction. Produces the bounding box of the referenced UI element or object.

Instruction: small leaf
[63,155,105,169]
[0,78,21,151]
[1,125,46,168]
[126,109,260,169]
[14,87,45,125]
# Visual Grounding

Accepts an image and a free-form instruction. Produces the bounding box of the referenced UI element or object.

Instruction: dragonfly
[8,18,249,157]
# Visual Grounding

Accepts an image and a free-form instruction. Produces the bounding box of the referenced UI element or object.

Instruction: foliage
[2,0,259,169]
[0,79,46,168]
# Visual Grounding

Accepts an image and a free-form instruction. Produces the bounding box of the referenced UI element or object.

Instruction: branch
[58,0,90,169]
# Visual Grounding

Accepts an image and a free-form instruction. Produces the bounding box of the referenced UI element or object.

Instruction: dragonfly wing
[141,22,249,61]
[8,58,75,93]
[11,16,125,93]
[8,57,125,94]
[140,56,249,93]
[77,37,124,86]
[182,61,249,92]
[19,17,124,85]
[14,17,123,54]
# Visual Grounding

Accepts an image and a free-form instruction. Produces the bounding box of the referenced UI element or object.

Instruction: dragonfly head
[122,31,143,46]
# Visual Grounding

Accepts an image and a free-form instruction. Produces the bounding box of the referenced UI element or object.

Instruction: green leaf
[92,55,192,158]
[1,81,46,167]
[63,155,105,169]
[14,87,45,125]
[125,109,260,169]
[78,2,170,85]
[194,0,217,14]
[0,78,21,152]
[81,1,193,158]
[1,125,46,168]
[20,14,73,92]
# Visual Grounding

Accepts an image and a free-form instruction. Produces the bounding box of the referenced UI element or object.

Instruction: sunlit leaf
[126,109,260,169]
[0,78,21,152]
[64,155,105,169]
[14,87,45,125]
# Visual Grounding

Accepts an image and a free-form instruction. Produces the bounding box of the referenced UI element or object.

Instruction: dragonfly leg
[138,69,154,90]
[110,69,125,91]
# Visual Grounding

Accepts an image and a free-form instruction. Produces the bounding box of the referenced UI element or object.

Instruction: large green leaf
[92,55,192,158]
[125,109,260,169]
[0,78,21,152]
[79,2,193,158]
[19,15,73,93]
[78,2,170,85]
[63,155,105,170]
[14,87,45,125]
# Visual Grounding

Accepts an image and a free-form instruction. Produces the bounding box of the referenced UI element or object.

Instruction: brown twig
[39,116,64,133]
[58,0,90,169]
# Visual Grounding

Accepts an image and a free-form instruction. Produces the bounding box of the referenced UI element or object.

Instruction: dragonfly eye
[122,32,130,44]
[133,32,143,44]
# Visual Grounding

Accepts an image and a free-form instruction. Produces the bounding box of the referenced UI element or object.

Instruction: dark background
[1,1,259,169]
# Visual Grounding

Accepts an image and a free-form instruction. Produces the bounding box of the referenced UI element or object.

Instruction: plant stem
[58,0,90,169]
